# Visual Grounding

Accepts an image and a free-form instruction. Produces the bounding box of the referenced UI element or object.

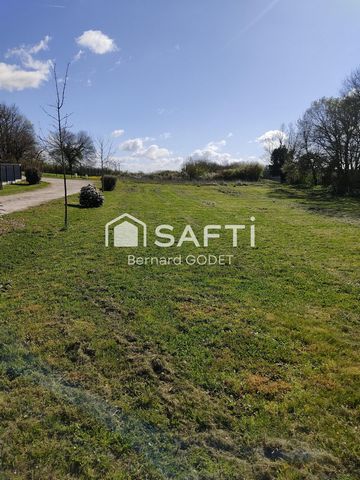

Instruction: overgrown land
[0,180,359,479]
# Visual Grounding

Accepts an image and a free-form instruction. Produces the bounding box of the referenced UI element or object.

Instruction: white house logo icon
[105,213,147,247]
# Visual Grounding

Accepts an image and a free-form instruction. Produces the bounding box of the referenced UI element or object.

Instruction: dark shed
[0,164,22,183]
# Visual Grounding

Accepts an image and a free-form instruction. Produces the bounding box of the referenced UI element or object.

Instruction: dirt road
[0,177,89,215]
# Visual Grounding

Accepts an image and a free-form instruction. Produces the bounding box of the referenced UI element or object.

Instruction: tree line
[0,102,115,176]
[182,158,264,182]
[267,68,360,195]
[2,66,360,198]
[0,64,119,228]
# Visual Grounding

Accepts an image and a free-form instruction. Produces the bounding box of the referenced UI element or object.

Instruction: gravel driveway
[0,177,89,215]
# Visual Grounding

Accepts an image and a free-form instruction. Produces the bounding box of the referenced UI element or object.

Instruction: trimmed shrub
[79,184,104,208]
[103,175,117,191]
[25,167,42,185]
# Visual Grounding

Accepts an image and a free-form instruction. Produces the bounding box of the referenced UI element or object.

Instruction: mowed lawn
[0,181,359,480]
[0,181,49,196]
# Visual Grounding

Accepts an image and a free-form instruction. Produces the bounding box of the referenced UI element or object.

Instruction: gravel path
[0,177,89,215]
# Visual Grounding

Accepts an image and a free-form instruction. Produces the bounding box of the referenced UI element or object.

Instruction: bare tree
[342,67,360,97]
[42,63,71,229]
[50,129,96,176]
[109,157,122,174]
[264,68,360,192]
[298,94,360,192]
[295,113,325,185]
[96,137,115,190]
[0,103,37,164]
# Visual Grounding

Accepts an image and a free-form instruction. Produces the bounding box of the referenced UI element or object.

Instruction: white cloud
[191,139,226,162]
[257,130,287,151]
[227,132,234,138]
[6,36,51,60]
[115,134,258,173]
[0,36,52,91]
[0,63,50,91]
[207,140,227,151]
[120,137,170,160]
[115,154,183,173]
[142,144,170,160]
[112,129,125,138]
[72,49,84,62]
[117,136,177,171]
[76,30,118,54]
[121,138,144,153]
[191,147,231,164]
[29,35,51,54]
[190,138,245,164]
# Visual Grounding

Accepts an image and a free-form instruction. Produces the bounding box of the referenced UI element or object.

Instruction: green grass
[0,181,49,196]
[0,181,359,479]
[43,173,100,180]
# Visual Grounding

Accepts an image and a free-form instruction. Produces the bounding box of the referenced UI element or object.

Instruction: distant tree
[182,158,201,179]
[182,157,222,179]
[96,137,115,190]
[342,67,360,97]
[305,96,360,193]
[269,146,290,183]
[283,152,324,185]
[295,114,325,186]
[0,103,37,164]
[259,67,360,193]
[50,129,96,176]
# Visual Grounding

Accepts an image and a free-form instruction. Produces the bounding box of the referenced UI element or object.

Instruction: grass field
[43,173,100,180]
[0,181,49,196]
[0,181,359,479]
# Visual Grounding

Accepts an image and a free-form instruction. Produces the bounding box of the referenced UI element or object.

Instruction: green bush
[182,159,222,179]
[102,175,117,191]
[79,184,104,208]
[182,159,263,182]
[218,169,239,180]
[25,167,42,185]
[214,163,264,181]
[237,163,264,181]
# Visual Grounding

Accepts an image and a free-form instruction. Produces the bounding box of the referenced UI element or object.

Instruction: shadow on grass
[267,184,360,222]
[68,203,85,209]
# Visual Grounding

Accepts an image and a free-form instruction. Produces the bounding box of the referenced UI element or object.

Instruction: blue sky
[1,0,360,172]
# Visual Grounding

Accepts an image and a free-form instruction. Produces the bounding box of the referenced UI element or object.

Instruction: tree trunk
[63,166,68,229]
[311,164,317,186]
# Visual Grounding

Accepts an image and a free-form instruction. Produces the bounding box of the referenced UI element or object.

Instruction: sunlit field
[0,180,359,479]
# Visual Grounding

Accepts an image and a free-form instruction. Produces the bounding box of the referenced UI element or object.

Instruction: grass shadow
[267,184,360,222]
[68,203,85,209]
